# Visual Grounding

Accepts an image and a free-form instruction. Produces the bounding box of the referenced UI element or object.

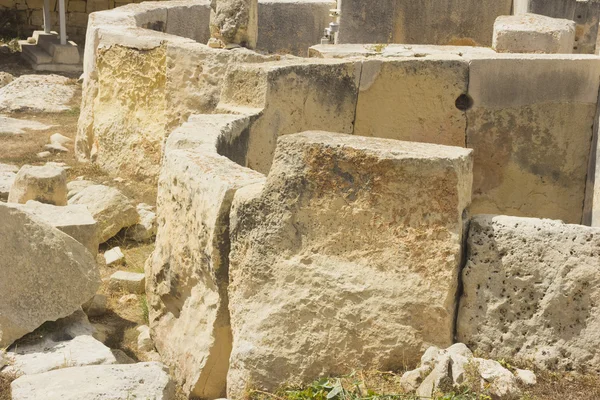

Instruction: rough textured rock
[15,200,98,254]
[147,115,265,399]
[125,203,157,242]
[104,247,124,266]
[0,204,100,348]
[404,344,523,400]
[137,325,154,352]
[0,74,76,113]
[458,215,600,371]
[69,184,138,243]
[11,362,175,400]
[66,179,95,199]
[0,163,18,201]
[7,165,68,206]
[493,14,576,54]
[3,335,117,375]
[0,115,52,135]
[0,72,14,88]
[227,131,473,397]
[210,0,258,48]
[466,54,600,224]
[109,271,145,294]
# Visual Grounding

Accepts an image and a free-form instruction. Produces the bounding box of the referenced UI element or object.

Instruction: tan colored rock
[8,164,67,206]
[11,362,175,400]
[353,56,468,147]
[0,115,52,135]
[0,204,100,348]
[68,184,138,243]
[0,74,75,113]
[109,271,145,294]
[147,114,264,399]
[457,215,600,371]
[0,163,18,201]
[227,131,473,397]
[0,72,14,88]
[466,54,600,224]
[15,200,98,254]
[210,0,258,49]
[493,14,576,54]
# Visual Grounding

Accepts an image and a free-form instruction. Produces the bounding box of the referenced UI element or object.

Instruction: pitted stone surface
[210,0,258,48]
[0,74,75,113]
[8,165,68,206]
[458,215,600,371]
[227,131,473,397]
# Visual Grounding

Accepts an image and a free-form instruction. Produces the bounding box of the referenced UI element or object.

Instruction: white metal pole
[43,0,51,33]
[58,0,67,45]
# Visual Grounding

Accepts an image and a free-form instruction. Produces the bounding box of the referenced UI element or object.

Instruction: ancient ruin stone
[493,14,576,54]
[227,131,473,397]
[0,204,100,348]
[147,115,264,399]
[11,362,175,400]
[8,165,68,206]
[0,115,53,135]
[109,271,145,294]
[0,163,18,201]
[68,184,138,243]
[458,215,600,371]
[209,0,258,49]
[0,74,76,113]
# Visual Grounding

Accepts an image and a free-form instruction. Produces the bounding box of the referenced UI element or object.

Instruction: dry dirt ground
[2,52,600,400]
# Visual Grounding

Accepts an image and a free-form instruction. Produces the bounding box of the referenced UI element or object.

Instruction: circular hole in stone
[455,93,473,111]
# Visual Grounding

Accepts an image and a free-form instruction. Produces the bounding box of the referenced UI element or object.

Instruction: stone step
[214,103,263,115]
[32,31,61,54]
[21,43,53,65]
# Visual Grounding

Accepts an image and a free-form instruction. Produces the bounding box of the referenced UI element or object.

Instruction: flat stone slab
[10,362,175,400]
[109,271,145,294]
[0,163,18,201]
[0,115,53,134]
[0,74,76,113]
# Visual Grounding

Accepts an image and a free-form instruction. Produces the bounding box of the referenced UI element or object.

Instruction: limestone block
[147,115,265,399]
[465,54,600,224]
[227,131,473,397]
[572,1,600,54]
[493,14,576,54]
[3,335,117,376]
[66,179,95,199]
[124,203,157,242]
[109,271,145,294]
[0,72,14,88]
[0,74,75,113]
[15,200,98,254]
[104,247,124,266]
[49,42,81,64]
[137,325,153,352]
[0,204,100,348]
[8,165,68,206]
[68,184,139,243]
[87,0,108,13]
[220,59,361,174]
[165,3,211,43]
[354,56,468,147]
[337,0,512,46]
[210,0,258,48]
[11,362,175,400]
[68,12,88,28]
[68,0,86,12]
[457,215,600,371]
[257,0,333,56]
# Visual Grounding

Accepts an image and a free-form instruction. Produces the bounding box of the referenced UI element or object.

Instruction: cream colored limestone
[458,215,600,371]
[8,164,68,206]
[146,114,264,399]
[209,0,258,49]
[227,131,473,397]
[0,204,100,348]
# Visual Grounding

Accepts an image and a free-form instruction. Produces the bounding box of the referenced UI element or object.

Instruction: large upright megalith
[209,0,258,49]
[227,131,474,397]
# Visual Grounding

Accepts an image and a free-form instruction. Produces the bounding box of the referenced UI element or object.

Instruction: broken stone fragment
[209,0,258,49]
[125,203,157,242]
[515,368,537,386]
[10,362,176,400]
[50,133,73,147]
[104,246,124,266]
[44,143,69,153]
[137,325,154,353]
[69,184,139,243]
[0,163,17,201]
[66,179,95,199]
[8,164,68,206]
[0,204,100,348]
[109,271,145,294]
[0,72,14,88]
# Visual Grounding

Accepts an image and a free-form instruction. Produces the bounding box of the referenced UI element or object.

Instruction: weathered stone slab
[0,163,18,201]
[0,204,100,348]
[458,215,600,371]
[8,164,68,206]
[0,74,76,113]
[227,131,473,397]
[109,271,145,294]
[493,14,575,54]
[0,115,52,135]
[147,114,265,399]
[15,200,98,254]
[337,0,512,46]
[354,56,468,147]
[209,0,258,48]
[465,54,600,224]
[11,362,175,400]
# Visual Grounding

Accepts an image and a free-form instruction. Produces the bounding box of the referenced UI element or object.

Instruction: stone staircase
[19,31,83,73]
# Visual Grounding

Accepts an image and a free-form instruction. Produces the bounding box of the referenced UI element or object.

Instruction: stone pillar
[58,0,67,45]
[43,0,51,33]
[209,0,258,49]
